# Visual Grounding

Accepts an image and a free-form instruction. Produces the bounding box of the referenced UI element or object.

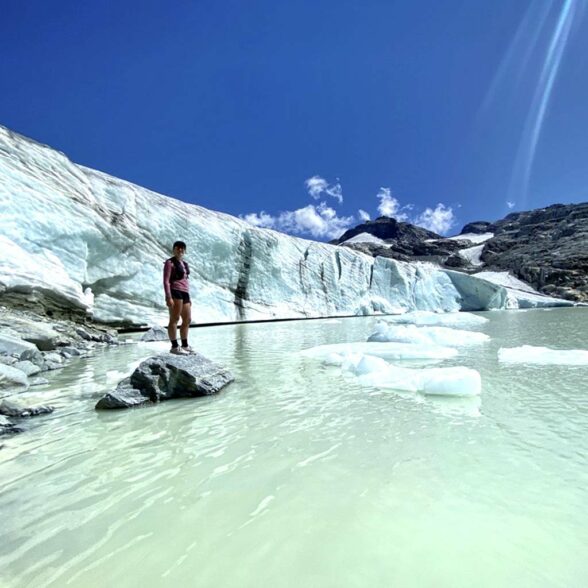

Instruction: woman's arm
[163,260,173,301]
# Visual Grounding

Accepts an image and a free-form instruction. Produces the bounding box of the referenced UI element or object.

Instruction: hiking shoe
[181,346,196,354]
[170,347,189,355]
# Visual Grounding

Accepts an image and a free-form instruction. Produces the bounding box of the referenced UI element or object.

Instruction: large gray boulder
[95,352,234,410]
[0,332,38,357]
[0,363,29,394]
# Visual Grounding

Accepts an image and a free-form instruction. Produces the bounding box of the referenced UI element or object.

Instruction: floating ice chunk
[419,367,481,396]
[300,342,458,361]
[368,323,489,346]
[498,345,588,365]
[349,354,390,375]
[386,310,488,329]
[353,356,481,397]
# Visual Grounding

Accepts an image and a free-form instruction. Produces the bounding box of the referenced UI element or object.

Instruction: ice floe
[498,345,588,366]
[333,352,481,397]
[368,322,489,346]
[300,342,458,362]
[385,310,489,329]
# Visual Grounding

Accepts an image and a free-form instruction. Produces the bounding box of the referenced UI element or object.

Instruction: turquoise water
[1,308,587,587]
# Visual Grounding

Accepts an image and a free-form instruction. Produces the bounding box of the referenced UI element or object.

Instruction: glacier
[0,125,559,328]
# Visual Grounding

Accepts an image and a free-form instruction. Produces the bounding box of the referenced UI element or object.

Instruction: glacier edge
[0,125,524,327]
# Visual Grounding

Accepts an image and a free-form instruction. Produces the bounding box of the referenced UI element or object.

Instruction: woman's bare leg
[168,299,183,342]
[180,302,192,342]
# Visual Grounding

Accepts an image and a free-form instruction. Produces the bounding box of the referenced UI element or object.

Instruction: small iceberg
[498,345,588,366]
[300,341,458,361]
[338,353,481,397]
[368,323,489,346]
[386,310,489,329]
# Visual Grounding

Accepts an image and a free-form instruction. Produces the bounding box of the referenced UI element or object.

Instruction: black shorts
[170,289,191,303]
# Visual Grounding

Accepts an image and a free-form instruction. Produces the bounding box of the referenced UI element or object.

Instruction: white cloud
[305,176,328,199]
[506,201,515,209]
[377,187,410,221]
[325,182,343,204]
[305,175,343,203]
[413,203,455,235]
[242,211,276,228]
[242,202,354,240]
[358,209,370,222]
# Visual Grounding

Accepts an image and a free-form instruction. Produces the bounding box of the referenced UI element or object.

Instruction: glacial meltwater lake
[1,308,587,587]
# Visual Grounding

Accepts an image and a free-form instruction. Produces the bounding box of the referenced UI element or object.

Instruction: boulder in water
[0,414,22,436]
[140,326,169,342]
[0,399,54,418]
[95,352,234,410]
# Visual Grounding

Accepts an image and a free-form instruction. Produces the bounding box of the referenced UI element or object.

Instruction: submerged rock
[0,414,22,436]
[0,400,53,436]
[95,353,234,410]
[140,326,169,342]
[0,399,54,418]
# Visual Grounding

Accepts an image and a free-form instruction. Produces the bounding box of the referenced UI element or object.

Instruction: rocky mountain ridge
[336,203,588,302]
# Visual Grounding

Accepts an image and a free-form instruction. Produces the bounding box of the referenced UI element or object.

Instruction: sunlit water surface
[1,308,587,587]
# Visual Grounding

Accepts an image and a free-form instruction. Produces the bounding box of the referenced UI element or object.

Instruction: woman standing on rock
[163,241,193,355]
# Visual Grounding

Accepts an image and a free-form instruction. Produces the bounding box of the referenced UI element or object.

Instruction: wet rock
[0,355,18,366]
[0,333,38,357]
[0,399,54,418]
[0,400,53,436]
[29,377,49,386]
[75,327,94,341]
[96,353,234,410]
[0,414,22,436]
[0,363,29,391]
[13,360,42,377]
[60,346,81,356]
[43,352,63,365]
[44,361,64,371]
[141,326,169,342]
[20,348,45,367]
[95,383,151,410]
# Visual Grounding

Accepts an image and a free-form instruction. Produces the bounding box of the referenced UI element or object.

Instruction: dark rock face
[460,221,492,235]
[334,216,465,264]
[96,353,234,410]
[480,203,588,301]
[334,216,441,245]
[335,203,588,301]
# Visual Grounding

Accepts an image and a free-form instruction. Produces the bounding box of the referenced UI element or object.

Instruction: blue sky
[1,1,587,239]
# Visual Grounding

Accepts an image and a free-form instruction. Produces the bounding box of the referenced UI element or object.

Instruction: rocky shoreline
[0,306,120,436]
